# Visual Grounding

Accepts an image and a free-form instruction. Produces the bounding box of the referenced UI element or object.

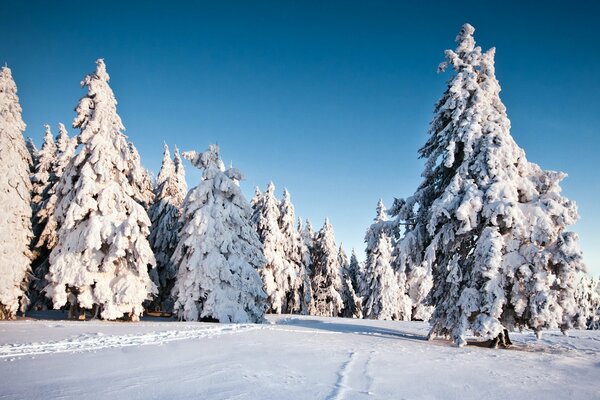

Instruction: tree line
[0,24,598,347]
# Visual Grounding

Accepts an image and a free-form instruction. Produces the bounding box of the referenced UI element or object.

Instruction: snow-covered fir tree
[310,219,345,317]
[279,189,312,314]
[35,124,77,253]
[44,59,156,321]
[300,218,316,274]
[148,144,187,312]
[394,24,585,347]
[171,145,266,323]
[347,249,362,295]
[338,245,363,318]
[252,182,298,314]
[363,200,410,320]
[0,66,33,319]
[29,123,77,310]
[31,124,57,237]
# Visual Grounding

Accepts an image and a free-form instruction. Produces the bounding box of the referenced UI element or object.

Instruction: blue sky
[3,1,599,273]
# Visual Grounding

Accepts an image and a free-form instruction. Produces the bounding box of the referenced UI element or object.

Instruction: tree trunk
[490,328,512,348]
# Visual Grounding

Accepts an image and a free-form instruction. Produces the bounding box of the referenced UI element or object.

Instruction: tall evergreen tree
[279,189,312,314]
[44,59,156,320]
[310,219,345,317]
[29,123,77,310]
[338,245,363,318]
[0,66,33,319]
[252,182,298,313]
[148,144,187,312]
[395,24,584,347]
[31,124,57,238]
[348,249,362,294]
[172,145,266,323]
[363,200,410,320]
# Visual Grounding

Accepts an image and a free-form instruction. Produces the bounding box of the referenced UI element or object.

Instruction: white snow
[0,313,598,399]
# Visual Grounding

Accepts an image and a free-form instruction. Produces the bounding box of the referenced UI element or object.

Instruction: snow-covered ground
[0,313,598,399]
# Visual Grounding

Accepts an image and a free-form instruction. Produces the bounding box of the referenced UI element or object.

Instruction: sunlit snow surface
[0,312,598,399]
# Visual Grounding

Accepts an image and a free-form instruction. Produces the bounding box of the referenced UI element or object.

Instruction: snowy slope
[0,313,598,399]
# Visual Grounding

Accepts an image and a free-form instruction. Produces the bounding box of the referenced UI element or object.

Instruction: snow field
[0,314,598,399]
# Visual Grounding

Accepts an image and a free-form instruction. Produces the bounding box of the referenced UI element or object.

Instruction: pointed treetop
[173,145,186,180]
[42,124,54,146]
[26,137,38,154]
[266,181,276,195]
[54,123,71,152]
[440,23,481,72]
[57,123,68,140]
[282,188,291,201]
[375,199,387,222]
[305,218,313,231]
[0,64,12,79]
[94,58,109,82]
[156,143,174,186]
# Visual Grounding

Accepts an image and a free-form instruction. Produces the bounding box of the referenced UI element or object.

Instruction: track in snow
[0,324,261,359]
[327,350,376,400]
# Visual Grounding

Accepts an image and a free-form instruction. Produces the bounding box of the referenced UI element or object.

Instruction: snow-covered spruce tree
[31,124,57,238]
[252,182,298,314]
[395,24,585,347]
[171,145,266,323]
[310,219,345,317]
[300,218,316,274]
[279,189,312,314]
[0,66,33,319]
[338,245,363,318]
[147,144,187,312]
[44,59,156,321]
[29,123,77,310]
[363,200,410,320]
[348,249,362,295]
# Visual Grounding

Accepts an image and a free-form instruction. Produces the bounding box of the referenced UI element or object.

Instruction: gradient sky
[3,1,599,274]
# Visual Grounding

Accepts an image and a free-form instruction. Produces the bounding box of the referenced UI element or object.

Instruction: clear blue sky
[3,1,599,274]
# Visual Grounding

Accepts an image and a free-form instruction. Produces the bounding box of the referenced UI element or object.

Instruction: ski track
[327,350,375,400]
[0,324,261,359]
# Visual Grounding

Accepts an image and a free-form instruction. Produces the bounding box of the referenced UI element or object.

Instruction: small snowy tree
[0,66,33,319]
[31,125,57,237]
[252,182,297,314]
[279,189,312,314]
[395,24,585,347]
[148,144,187,312]
[29,123,77,310]
[363,201,410,320]
[310,219,345,317]
[338,245,363,318]
[300,218,316,276]
[348,249,362,294]
[171,145,266,323]
[44,59,156,321]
